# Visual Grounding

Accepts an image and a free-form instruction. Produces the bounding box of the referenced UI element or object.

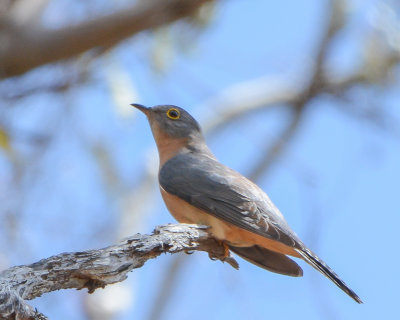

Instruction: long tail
[295,248,363,304]
[229,245,303,277]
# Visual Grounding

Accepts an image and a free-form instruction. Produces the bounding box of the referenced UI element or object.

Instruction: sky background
[1,0,400,319]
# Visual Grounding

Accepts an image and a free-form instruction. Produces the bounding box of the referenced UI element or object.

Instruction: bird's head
[131,104,202,140]
[131,104,210,164]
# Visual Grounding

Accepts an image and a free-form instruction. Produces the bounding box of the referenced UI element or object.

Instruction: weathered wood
[0,224,238,320]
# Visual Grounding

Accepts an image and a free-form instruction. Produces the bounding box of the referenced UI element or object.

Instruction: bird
[131,103,362,304]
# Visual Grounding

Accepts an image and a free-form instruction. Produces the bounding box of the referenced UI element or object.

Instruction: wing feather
[159,152,300,247]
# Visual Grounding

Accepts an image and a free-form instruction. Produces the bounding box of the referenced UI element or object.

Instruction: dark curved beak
[130,103,151,115]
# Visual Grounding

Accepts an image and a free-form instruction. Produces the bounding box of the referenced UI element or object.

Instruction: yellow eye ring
[166,108,180,120]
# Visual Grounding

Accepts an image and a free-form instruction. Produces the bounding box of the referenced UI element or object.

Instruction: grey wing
[159,153,301,248]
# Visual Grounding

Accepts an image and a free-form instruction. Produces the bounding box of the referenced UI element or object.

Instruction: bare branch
[201,76,302,135]
[249,106,304,181]
[241,0,345,181]
[0,224,238,320]
[0,0,213,78]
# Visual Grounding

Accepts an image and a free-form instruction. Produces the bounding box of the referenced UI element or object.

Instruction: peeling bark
[0,224,238,320]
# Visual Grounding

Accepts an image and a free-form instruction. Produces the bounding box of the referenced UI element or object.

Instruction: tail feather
[295,248,363,304]
[229,245,303,277]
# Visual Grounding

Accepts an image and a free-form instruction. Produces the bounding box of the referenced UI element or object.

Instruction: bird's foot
[208,240,239,270]
[221,241,230,259]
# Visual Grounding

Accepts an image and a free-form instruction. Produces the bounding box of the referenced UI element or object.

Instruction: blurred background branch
[0,0,213,78]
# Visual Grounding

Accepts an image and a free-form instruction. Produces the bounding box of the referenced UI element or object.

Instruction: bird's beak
[130,103,151,116]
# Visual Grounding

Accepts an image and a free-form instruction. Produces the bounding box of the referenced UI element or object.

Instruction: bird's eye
[166,108,180,120]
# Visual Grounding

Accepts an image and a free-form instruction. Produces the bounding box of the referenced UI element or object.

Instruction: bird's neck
[155,133,214,168]
[155,137,187,168]
[185,137,215,158]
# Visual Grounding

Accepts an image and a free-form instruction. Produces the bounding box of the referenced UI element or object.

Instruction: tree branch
[0,0,213,78]
[9,0,50,26]
[248,106,304,181]
[0,224,238,320]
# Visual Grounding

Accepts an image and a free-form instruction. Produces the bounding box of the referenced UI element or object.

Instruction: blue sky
[3,0,400,319]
